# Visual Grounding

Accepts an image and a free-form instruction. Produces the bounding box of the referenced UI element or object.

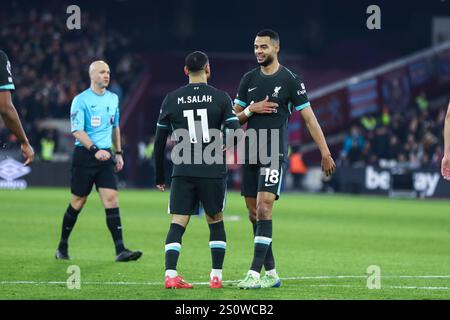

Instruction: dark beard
[258,55,274,67]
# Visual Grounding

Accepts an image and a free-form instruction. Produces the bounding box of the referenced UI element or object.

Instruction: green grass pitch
[1,187,450,299]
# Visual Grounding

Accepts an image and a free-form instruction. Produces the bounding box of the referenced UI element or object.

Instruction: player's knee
[172,215,190,228]
[248,210,257,223]
[246,204,257,222]
[71,196,87,211]
[105,198,119,208]
[102,192,119,208]
[256,203,272,220]
[207,212,223,224]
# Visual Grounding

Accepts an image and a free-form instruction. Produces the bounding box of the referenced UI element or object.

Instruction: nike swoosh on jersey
[264,183,276,187]
[248,87,257,92]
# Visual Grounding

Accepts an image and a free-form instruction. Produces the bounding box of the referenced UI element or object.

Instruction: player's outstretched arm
[154,127,170,191]
[441,102,450,180]
[233,96,279,124]
[0,90,34,165]
[300,106,336,177]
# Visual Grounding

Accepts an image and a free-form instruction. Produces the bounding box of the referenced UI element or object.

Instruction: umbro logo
[0,159,31,181]
[248,87,257,92]
[0,158,30,190]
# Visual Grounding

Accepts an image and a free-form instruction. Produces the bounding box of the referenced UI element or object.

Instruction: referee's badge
[91,116,101,127]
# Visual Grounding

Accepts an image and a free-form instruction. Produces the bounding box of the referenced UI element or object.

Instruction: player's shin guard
[250,220,272,273]
[209,220,226,279]
[165,223,186,275]
[252,222,275,271]
[58,204,81,254]
[105,208,125,255]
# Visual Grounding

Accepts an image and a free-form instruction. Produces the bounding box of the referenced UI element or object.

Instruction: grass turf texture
[1,188,450,299]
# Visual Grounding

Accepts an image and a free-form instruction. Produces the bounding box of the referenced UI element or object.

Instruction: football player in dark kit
[233,30,336,289]
[0,50,34,165]
[154,51,274,289]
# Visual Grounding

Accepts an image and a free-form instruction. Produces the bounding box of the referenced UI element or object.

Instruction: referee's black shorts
[70,147,118,197]
[169,176,227,217]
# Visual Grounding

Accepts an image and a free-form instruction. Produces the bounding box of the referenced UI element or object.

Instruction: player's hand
[20,142,34,166]
[156,184,166,192]
[321,154,336,177]
[441,153,450,180]
[95,150,111,161]
[248,96,278,114]
[114,154,124,172]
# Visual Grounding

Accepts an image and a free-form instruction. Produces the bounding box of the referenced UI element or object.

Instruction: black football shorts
[169,176,226,216]
[70,147,118,197]
[241,159,286,200]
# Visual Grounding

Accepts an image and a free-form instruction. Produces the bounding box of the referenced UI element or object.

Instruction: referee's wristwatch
[115,150,123,155]
[89,144,99,154]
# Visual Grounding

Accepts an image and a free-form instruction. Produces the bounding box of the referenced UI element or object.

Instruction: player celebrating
[441,100,450,180]
[0,50,34,165]
[233,30,336,289]
[154,51,265,289]
[55,60,142,262]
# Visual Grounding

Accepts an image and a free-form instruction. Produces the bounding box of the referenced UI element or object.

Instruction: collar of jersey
[89,88,107,96]
[259,65,283,78]
[187,82,207,86]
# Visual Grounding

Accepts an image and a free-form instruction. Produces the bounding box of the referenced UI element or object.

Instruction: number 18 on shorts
[258,166,284,199]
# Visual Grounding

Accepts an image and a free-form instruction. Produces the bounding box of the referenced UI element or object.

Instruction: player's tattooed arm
[300,106,336,177]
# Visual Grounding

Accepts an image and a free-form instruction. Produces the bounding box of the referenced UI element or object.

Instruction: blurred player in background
[233,30,336,289]
[55,60,142,262]
[154,51,242,289]
[0,50,34,165]
[441,100,450,180]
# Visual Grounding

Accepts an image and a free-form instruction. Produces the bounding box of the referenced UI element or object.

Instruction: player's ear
[184,66,189,77]
[205,64,211,78]
[275,42,280,54]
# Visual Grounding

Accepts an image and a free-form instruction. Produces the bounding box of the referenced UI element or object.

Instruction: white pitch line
[2,274,450,289]
[2,281,450,291]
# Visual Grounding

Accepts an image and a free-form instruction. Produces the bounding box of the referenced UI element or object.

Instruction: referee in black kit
[55,60,142,262]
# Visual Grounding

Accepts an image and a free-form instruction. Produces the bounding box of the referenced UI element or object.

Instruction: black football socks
[105,208,126,255]
[250,220,273,273]
[165,223,186,274]
[58,204,81,255]
[209,220,227,271]
[252,221,275,271]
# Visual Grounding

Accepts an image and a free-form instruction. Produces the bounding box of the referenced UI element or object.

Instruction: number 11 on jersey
[183,108,210,143]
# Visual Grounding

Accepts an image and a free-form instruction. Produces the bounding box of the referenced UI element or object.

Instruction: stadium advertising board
[0,158,31,190]
[335,166,448,198]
